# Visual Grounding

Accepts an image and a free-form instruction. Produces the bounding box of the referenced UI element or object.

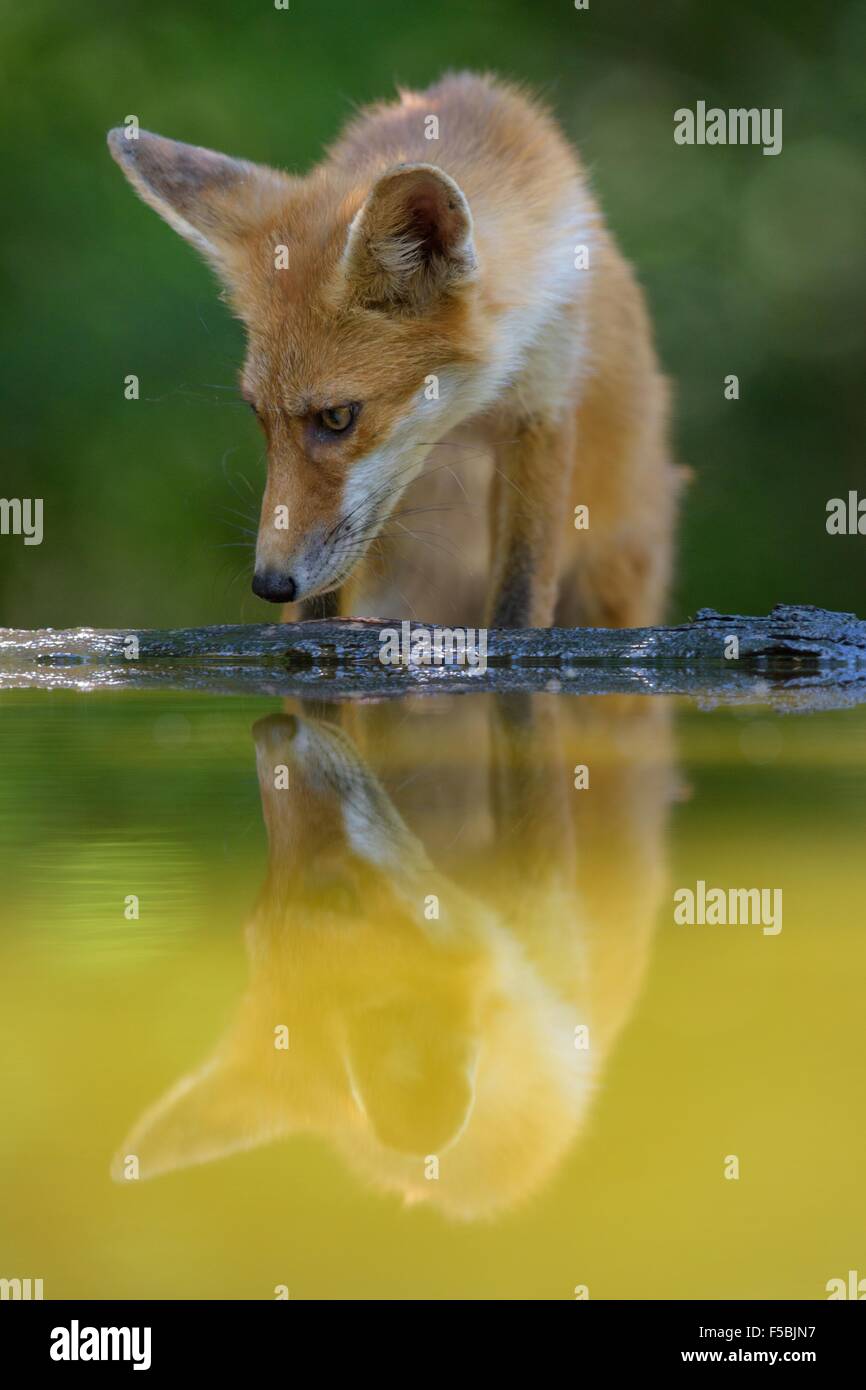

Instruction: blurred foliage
[0,0,864,628]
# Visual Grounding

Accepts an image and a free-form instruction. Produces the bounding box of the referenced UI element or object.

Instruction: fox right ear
[106,127,291,272]
[340,162,478,312]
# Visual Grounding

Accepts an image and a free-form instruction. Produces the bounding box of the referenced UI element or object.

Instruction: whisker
[324,454,483,547]
[390,520,466,566]
[417,437,520,449]
[217,504,259,527]
[492,464,534,510]
[220,447,259,506]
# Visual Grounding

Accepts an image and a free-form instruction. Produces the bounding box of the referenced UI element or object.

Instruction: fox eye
[317,403,357,433]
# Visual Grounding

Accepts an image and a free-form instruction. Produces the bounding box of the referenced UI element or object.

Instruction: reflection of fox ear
[346,1001,477,1156]
[111,1054,284,1182]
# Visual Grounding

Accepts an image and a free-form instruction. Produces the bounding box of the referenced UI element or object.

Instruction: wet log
[0,604,864,709]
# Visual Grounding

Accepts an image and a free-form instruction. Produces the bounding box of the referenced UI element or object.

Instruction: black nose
[252,570,297,603]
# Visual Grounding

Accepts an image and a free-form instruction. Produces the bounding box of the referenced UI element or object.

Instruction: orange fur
[108,73,679,626]
[111,695,674,1218]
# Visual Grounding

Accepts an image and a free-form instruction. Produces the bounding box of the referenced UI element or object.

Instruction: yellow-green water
[1,690,863,1300]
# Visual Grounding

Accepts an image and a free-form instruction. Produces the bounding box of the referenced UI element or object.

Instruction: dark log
[1,604,864,709]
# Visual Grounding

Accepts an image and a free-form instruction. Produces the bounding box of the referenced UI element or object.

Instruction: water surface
[1,690,863,1299]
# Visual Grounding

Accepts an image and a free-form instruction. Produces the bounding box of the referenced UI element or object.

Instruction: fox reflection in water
[113,695,676,1219]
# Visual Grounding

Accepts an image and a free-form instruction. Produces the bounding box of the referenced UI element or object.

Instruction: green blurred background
[1,0,864,630]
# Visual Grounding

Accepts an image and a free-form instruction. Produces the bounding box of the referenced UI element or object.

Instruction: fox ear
[346,1001,477,1156]
[110,1054,287,1181]
[341,163,477,311]
[106,127,291,271]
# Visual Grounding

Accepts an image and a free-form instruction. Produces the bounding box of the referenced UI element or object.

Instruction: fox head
[107,125,488,605]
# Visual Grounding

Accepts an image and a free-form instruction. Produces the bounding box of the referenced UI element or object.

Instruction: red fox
[108,73,679,627]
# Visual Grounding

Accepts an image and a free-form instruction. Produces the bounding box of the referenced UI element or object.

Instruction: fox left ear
[107,127,291,274]
[341,163,477,311]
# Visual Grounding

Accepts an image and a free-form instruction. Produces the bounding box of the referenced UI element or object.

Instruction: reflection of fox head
[115,699,672,1219]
